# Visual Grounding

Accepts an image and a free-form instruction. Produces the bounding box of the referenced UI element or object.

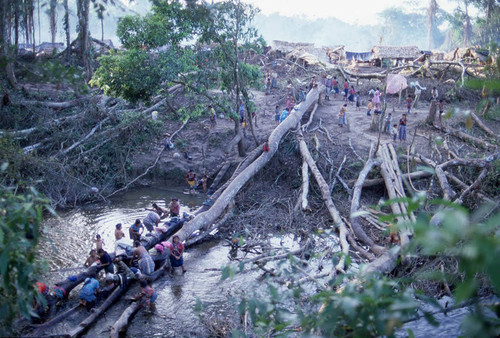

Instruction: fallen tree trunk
[298,137,350,272]
[67,262,167,338]
[28,305,80,337]
[108,263,169,338]
[173,85,325,243]
[349,144,385,255]
[18,99,81,109]
[378,144,413,246]
[348,170,432,188]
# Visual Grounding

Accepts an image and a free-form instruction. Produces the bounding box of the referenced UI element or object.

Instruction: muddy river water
[37,187,475,337]
[38,187,268,337]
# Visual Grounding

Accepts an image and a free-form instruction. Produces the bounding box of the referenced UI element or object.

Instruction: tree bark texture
[173,85,325,244]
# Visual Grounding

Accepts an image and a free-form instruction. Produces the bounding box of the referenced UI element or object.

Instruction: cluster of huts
[272,40,489,69]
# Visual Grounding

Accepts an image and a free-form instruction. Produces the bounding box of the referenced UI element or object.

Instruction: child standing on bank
[398,114,407,142]
[356,93,361,111]
[366,99,373,116]
[406,96,413,114]
[391,124,398,142]
[274,105,280,126]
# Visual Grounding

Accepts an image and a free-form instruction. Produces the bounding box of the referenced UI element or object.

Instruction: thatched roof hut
[371,45,420,60]
[273,40,315,54]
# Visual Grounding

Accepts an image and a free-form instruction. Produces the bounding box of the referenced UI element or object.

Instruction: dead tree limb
[105,118,189,199]
[300,160,311,212]
[432,123,497,151]
[470,112,497,138]
[454,168,489,204]
[418,155,456,200]
[298,137,350,272]
[17,99,81,109]
[173,85,325,243]
[301,103,319,132]
[445,171,495,204]
[59,117,110,156]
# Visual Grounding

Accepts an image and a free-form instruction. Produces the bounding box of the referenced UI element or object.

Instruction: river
[36,187,477,337]
[38,187,264,337]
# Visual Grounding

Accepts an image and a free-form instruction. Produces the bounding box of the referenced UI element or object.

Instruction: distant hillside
[254,13,379,52]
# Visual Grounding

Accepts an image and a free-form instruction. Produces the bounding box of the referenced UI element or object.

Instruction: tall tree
[63,0,70,60]
[1,0,18,88]
[76,0,92,80]
[48,0,57,43]
[427,0,438,49]
[96,3,105,41]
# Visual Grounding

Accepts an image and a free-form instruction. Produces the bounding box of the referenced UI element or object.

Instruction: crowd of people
[75,199,189,311]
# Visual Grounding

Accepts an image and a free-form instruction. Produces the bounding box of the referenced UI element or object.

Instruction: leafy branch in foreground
[213,197,500,337]
[0,163,54,335]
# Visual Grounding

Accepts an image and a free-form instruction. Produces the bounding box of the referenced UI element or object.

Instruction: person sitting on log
[132,241,155,275]
[169,197,180,217]
[84,249,100,267]
[143,211,160,233]
[115,223,125,240]
[97,248,114,274]
[132,279,157,311]
[165,235,186,273]
[78,274,100,310]
[129,219,144,241]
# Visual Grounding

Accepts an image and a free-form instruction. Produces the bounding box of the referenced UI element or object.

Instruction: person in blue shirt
[129,219,143,241]
[79,275,100,310]
[279,108,290,123]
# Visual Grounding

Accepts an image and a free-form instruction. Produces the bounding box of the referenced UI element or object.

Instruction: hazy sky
[241,0,457,25]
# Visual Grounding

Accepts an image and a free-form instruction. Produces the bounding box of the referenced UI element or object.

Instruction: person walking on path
[324,75,332,101]
[332,76,339,99]
[373,87,382,106]
[398,114,407,142]
[274,105,280,125]
[208,105,216,129]
[348,86,356,105]
[338,104,347,127]
[355,92,361,111]
[343,80,349,100]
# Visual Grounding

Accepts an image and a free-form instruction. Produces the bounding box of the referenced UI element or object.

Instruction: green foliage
[214,196,500,337]
[90,47,191,103]
[116,1,191,50]
[0,173,52,335]
[23,59,88,94]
